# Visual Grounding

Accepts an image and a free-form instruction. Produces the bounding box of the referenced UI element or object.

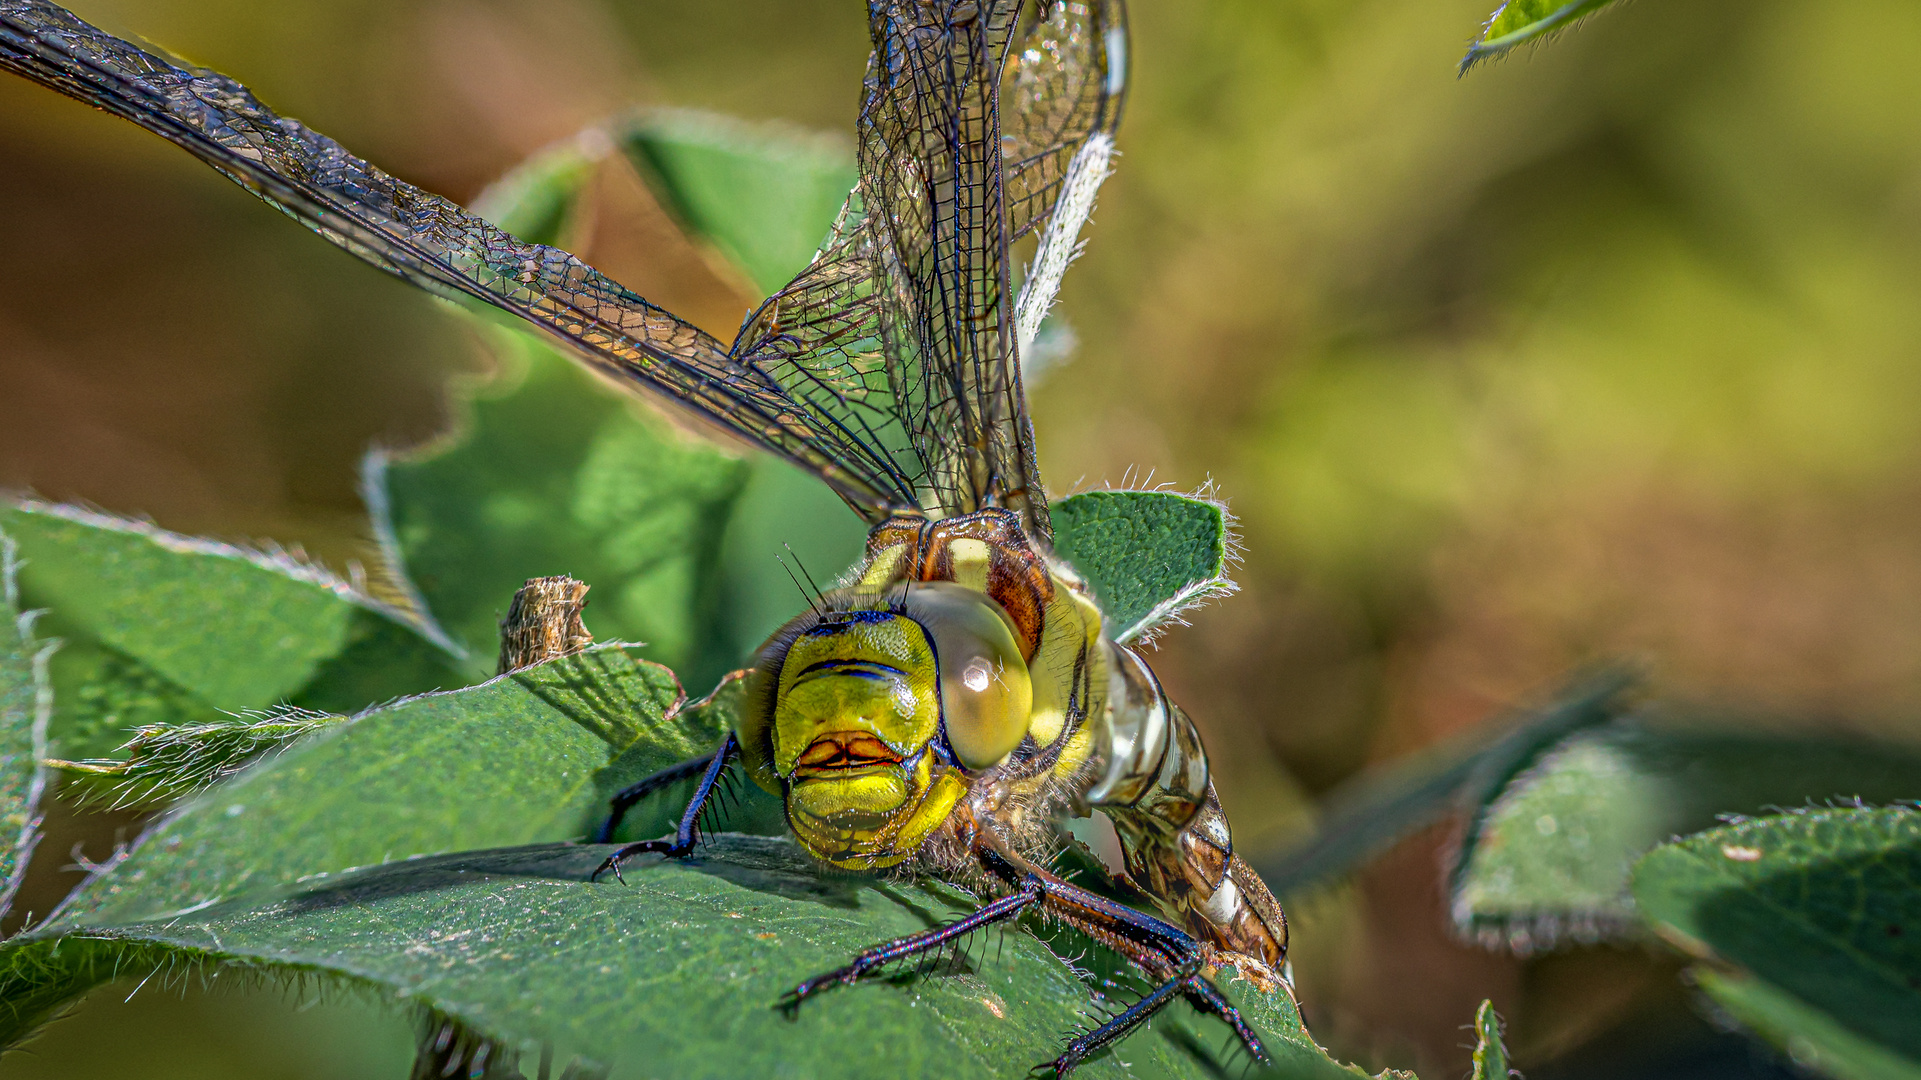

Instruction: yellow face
[738,584,1033,870]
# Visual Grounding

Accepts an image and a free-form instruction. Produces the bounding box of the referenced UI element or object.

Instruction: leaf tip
[1471,999,1513,1080]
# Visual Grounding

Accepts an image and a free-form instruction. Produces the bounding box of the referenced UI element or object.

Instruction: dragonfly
[0,0,1290,1072]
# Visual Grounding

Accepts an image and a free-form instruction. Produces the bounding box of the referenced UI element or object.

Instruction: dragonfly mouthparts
[793,731,905,774]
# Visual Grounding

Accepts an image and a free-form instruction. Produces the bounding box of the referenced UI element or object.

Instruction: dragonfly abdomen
[1084,641,1289,980]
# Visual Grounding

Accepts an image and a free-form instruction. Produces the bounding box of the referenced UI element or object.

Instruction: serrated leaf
[1249,1026,1382,1080]
[617,114,873,685]
[1632,807,1921,1077]
[0,837,1326,1079]
[48,645,690,930]
[38,636,218,761]
[475,110,854,297]
[1255,669,1631,897]
[0,642,1354,1078]
[0,531,52,911]
[1,501,463,760]
[1461,0,1622,72]
[1050,491,1237,644]
[1470,1000,1511,1080]
[1450,721,1921,951]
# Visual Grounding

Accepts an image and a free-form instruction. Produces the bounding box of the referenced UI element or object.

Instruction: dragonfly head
[739,581,1033,869]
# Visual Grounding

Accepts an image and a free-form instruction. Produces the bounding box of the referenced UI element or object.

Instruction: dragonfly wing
[0,0,920,519]
[1002,0,1128,244]
[809,2,1048,537]
[1004,0,1127,359]
[740,2,1127,540]
[729,189,923,522]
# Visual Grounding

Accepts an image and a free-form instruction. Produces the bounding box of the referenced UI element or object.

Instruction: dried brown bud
[496,576,594,675]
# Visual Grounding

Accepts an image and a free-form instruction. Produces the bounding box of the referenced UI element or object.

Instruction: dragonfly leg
[590,733,738,883]
[779,878,1044,1010]
[1042,962,1192,1076]
[593,750,719,842]
[972,842,1270,1076]
[1178,972,1272,1066]
[1042,957,1270,1078]
[977,843,1194,972]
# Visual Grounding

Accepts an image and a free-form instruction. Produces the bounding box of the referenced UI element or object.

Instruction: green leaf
[1632,807,1921,1077]
[0,638,1354,1077]
[1,501,463,760]
[1050,491,1237,644]
[48,645,691,930]
[0,528,1359,1080]
[6,837,1327,1079]
[386,110,866,688]
[475,110,855,297]
[1254,669,1632,896]
[1692,969,1921,1080]
[625,110,858,294]
[50,709,347,806]
[1249,1023,1385,1080]
[0,531,52,910]
[622,112,875,682]
[594,670,787,843]
[374,337,752,682]
[37,637,216,763]
[1450,721,1921,951]
[1461,0,1623,72]
[701,457,869,688]
[1470,1000,1511,1080]
[470,131,603,244]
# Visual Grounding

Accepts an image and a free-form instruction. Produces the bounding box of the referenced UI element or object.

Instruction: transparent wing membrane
[1001,0,1127,244]
[738,1,1128,537]
[0,0,913,516]
[1,0,1128,535]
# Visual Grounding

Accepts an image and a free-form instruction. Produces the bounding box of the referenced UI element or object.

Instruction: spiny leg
[593,750,718,843]
[972,844,1270,1077]
[591,733,738,882]
[1043,959,1269,1078]
[779,878,1044,1010]
[975,846,1193,972]
[1180,974,1271,1067]
[774,835,1266,1073]
[1042,965,1192,1077]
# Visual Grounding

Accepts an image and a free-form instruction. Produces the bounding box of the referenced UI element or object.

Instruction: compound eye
[903,582,1033,770]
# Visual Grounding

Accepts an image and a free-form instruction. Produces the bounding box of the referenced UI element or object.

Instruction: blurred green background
[4,0,1921,1076]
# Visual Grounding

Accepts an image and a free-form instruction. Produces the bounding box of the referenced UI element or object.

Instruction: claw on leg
[589,838,692,884]
[777,962,863,1015]
[589,734,738,884]
[594,753,717,843]
[1180,970,1270,1067]
[959,846,1269,1078]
